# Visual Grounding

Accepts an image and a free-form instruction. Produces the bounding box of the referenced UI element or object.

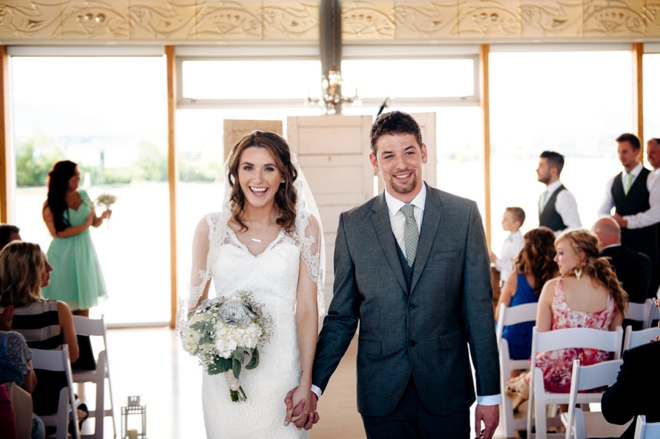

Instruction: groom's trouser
[360,376,470,439]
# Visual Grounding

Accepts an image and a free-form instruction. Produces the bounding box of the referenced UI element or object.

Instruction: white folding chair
[562,358,626,439]
[647,299,659,329]
[496,302,538,438]
[623,326,660,351]
[634,415,660,438]
[72,315,116,439]
[31,345,81,439]
[526,326,623,439]
[625,300,652,329]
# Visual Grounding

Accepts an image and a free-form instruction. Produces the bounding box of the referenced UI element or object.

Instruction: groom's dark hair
[370,111,423,155]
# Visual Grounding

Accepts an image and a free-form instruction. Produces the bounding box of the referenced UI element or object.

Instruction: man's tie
[539,191,548,212]
[624,172,634,195]
[401,204,418,267]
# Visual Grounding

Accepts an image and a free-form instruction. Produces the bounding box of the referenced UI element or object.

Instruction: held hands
[284,385,319,430]
[474,404,499,439]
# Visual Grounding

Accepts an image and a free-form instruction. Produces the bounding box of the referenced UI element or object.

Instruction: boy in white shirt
[490,207,525,283]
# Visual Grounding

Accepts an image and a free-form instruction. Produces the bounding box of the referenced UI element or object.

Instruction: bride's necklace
[246,221,276,243]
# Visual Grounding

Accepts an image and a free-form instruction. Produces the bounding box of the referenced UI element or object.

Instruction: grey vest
[539,185,567,232]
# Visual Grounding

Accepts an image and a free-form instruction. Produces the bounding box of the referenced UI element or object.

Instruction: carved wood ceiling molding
[0,0,658,42]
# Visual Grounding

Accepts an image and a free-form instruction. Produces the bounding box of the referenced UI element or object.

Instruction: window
[489,50,633,246]
[12,56,169,325]
[644,53,660,144]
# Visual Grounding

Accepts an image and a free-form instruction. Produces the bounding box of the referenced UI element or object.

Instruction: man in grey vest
[598,133,660,297]
[536,151,581,236]
[286,111,500,439]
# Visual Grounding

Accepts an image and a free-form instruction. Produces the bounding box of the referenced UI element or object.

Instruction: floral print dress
[534,279,618,393]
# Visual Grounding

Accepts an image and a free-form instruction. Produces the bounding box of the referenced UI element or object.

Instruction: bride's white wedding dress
[201,213,309,439]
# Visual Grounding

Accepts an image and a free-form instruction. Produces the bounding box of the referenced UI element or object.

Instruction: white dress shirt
[597,162,660,228]
[540,180,582,236]
[495,230,524,281]
[313,186,501,405]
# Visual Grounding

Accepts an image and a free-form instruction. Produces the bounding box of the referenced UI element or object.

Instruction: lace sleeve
[296,213,326,317]
[175,214,214,333]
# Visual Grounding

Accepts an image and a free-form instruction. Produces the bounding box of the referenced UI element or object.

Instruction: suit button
[408,340,416,347]
[409,303,416,310]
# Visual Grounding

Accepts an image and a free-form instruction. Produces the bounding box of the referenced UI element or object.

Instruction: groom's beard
[389,171,418,195]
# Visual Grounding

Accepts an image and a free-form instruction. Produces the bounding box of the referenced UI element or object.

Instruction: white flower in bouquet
[95,193,117,228]
[181,291,273,402]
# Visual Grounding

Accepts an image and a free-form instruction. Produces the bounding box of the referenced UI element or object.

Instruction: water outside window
[12,56,169,325]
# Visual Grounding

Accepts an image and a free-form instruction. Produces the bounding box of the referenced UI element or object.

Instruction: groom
[287,111,500,438]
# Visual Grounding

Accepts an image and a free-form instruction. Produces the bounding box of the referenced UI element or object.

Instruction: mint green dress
[42,190,108,310]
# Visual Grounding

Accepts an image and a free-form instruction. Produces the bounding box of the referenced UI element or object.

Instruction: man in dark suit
[287,112,500,439]
[592,217,651,304]
[602,340,660,438]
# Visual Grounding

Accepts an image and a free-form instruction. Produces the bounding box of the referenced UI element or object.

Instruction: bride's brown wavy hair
[556,229,628,314]
[514,227,557,296]
[227,131,297,233]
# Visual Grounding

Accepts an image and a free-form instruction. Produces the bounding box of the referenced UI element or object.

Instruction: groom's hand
[474,404,499,439]
[284,386,320,430]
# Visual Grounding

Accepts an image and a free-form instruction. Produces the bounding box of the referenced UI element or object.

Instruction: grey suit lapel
[370,193,409,295]
[410,186,442,294]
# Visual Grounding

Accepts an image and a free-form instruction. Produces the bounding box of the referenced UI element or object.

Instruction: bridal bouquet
[95,193,116,228]
[181,291,273,402]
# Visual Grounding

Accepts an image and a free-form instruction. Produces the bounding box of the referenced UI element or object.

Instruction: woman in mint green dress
[41,160,111,316]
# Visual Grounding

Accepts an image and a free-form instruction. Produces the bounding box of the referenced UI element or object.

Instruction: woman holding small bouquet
[178,131,324,438]
[41,160,110,317]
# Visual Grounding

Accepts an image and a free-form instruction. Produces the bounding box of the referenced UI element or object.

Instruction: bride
[179,131,325,438]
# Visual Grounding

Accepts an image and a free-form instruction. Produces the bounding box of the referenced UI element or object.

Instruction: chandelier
[308,70,361,115]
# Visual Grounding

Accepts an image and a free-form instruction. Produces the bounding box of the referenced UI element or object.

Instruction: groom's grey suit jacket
[312,184,500,417]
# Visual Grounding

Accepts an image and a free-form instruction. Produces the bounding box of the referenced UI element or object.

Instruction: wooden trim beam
[632,42,644,162]
[0,46,12,223]
[480,44,491,248]
[166,46,178,329]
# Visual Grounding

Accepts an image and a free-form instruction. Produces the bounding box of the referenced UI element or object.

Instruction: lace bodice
[201,214,307,439]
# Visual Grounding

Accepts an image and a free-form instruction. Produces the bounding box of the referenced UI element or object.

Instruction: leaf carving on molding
[342,2,395,37]
[584,1,644,35]
[520,2,582,35]
[393,3,458,36]
[129,3,196,38]
[460,2,521,36]
[0,2,62,36]
[262,3,318,37]
[61,1,129,37]
[196,2,262,38]
[644,3,660,28]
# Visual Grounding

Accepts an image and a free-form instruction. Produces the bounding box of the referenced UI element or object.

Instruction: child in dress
[490,207,525,283]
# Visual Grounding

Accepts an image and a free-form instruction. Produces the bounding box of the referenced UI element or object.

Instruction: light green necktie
[401,204,418,267]
[624,173,634,195]
[540,191,549,212]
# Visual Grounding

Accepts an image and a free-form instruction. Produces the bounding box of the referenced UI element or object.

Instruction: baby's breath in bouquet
[180,291,274,402]
[95,193,117,228]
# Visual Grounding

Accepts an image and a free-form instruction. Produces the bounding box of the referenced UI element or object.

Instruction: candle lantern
[121,395,147,439]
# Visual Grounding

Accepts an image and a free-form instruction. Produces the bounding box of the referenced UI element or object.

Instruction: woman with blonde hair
[507,230,626,409]
[0,241,80,418]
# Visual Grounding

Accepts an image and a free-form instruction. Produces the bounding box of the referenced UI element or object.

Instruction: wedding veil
[175,145,326,333]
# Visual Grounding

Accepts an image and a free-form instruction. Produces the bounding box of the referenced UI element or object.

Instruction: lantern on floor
[121,395,147,439]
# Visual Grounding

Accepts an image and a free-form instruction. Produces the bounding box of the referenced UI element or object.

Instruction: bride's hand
[284,385,308,426]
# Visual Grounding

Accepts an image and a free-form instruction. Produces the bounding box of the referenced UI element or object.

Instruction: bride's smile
[238,146,284,208]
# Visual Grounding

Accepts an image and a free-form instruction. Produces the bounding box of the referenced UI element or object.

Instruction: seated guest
[507,230,626,406]
[592,217,651,304]
[0,384,17,439]
[497,227,557,364]
[601,340,660,439]
[0,307,45,439]
[0,225,20,251]
[0,242,80,419]
[490,206,525,283]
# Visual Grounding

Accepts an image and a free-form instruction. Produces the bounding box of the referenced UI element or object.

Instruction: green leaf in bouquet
[233,348,244,364]
[207,356,226,375]
[199,333,212,345]
[189,321,205,332]
[245,347,259,370]
[220,357,232,372]
[232,357,242,379]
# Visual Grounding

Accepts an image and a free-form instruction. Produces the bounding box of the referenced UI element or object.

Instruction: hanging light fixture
[308,70,361,114]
